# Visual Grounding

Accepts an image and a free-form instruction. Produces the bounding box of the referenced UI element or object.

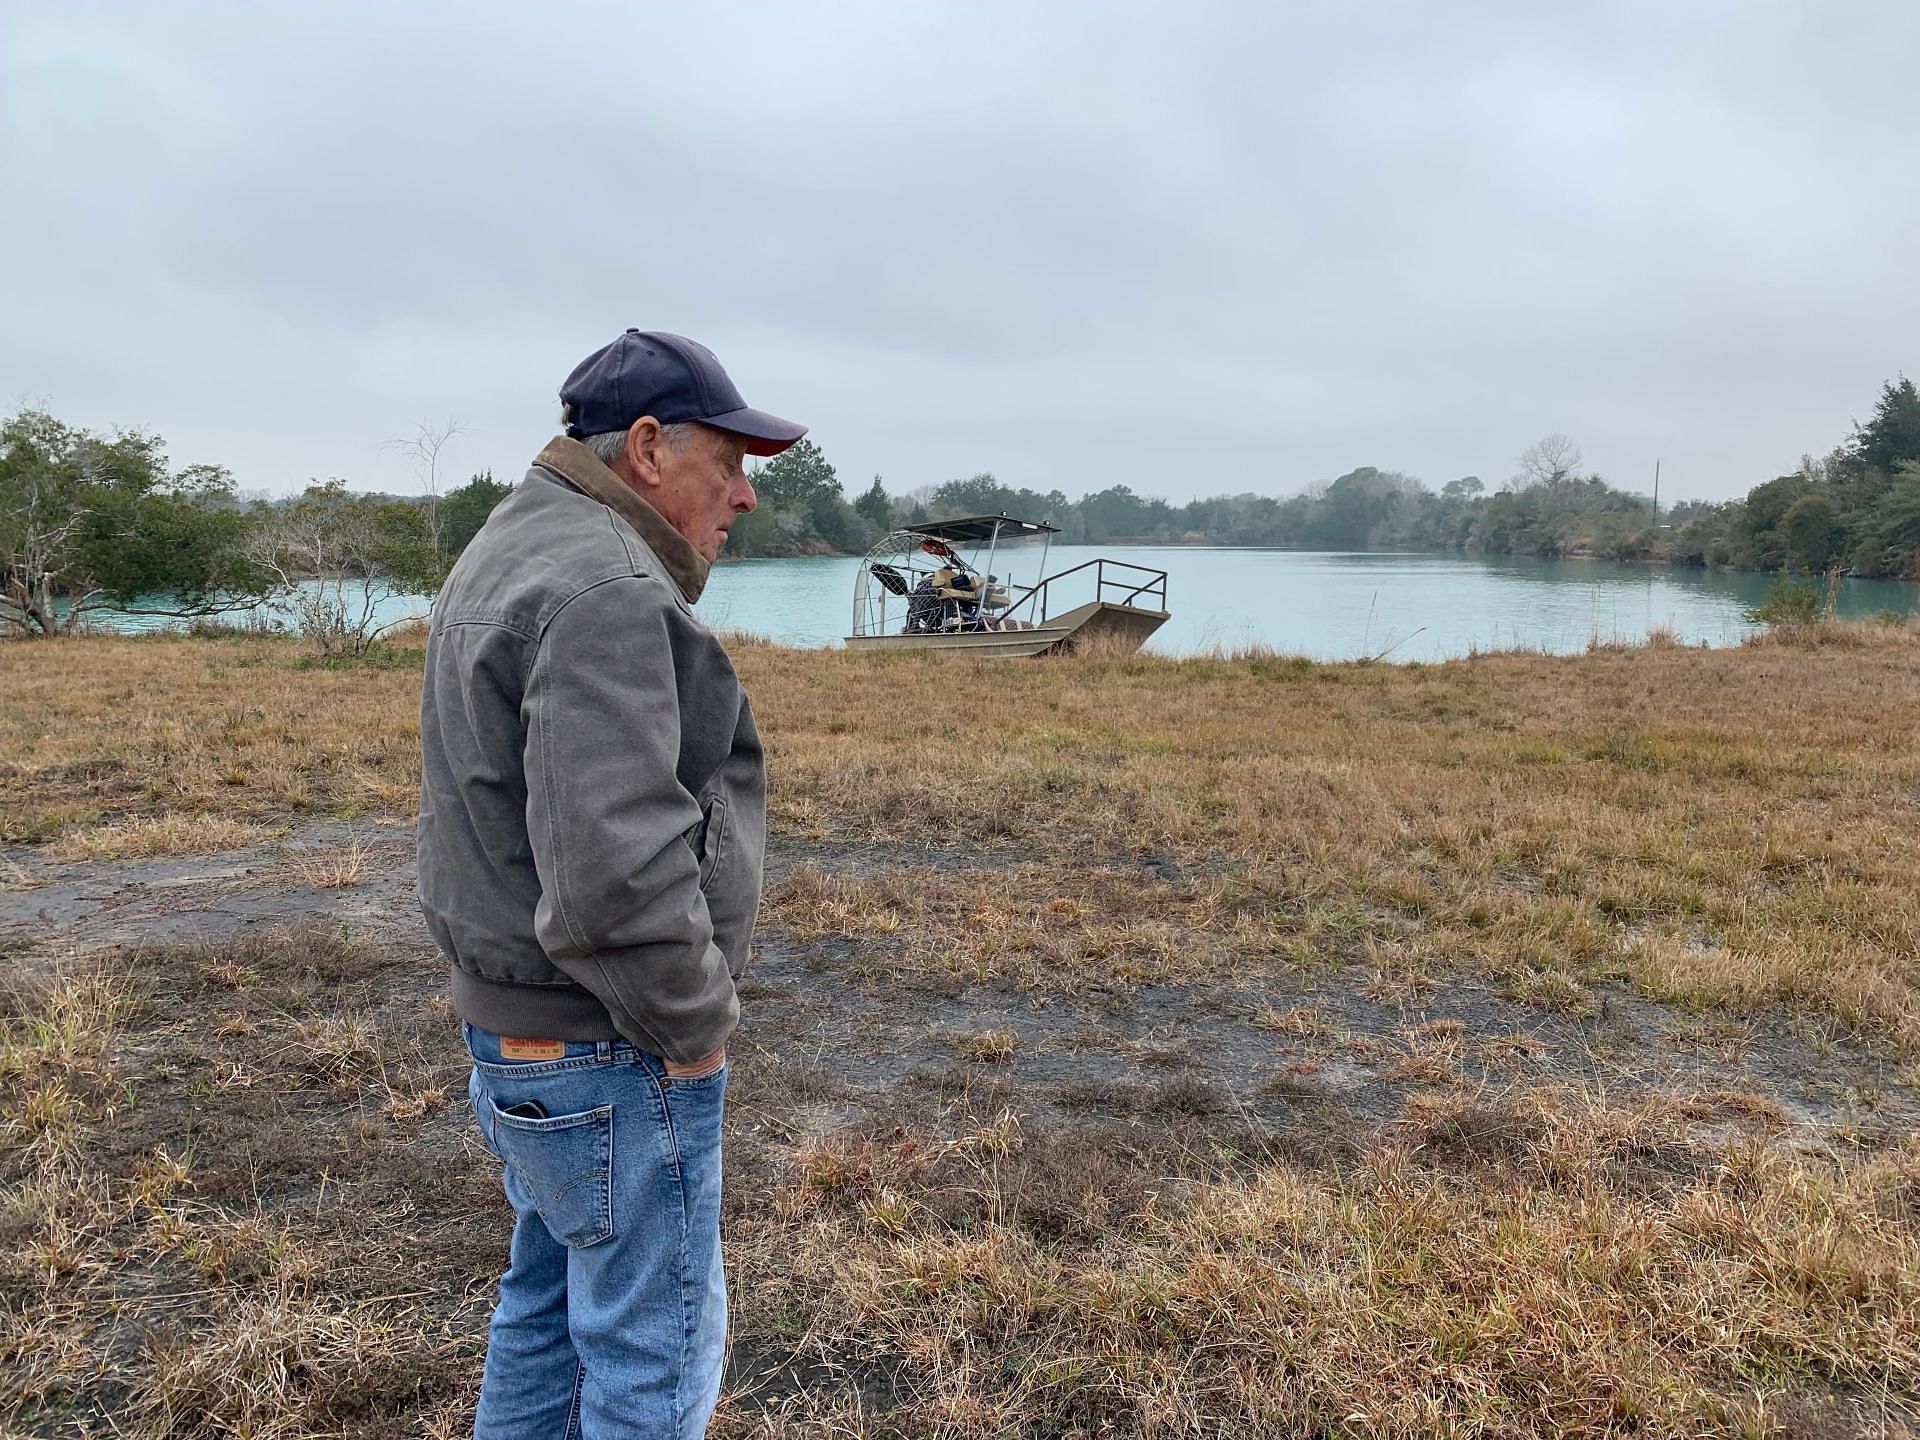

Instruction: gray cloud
[4,0,1915,504]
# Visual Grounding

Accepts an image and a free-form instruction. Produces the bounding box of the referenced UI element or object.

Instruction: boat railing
[998,557,1168,626]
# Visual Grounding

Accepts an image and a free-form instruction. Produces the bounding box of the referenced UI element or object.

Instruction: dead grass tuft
[135,1286,452,1439]
[287,838,378,888]
[1408,1091,1553,1166]
[50,814,285,861]
[943,1029,1018,1063]
[1743,614,1917,650]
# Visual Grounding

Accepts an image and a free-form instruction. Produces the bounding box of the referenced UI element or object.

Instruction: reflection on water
[85,549,1920,663]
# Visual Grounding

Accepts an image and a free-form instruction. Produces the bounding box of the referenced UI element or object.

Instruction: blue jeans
[464,1023,728,1439]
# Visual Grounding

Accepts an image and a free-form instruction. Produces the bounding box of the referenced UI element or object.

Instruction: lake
[86,547,1920,662]
[701,546,1919,661]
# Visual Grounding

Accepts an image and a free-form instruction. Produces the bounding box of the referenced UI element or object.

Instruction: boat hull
[844,601,1169,658]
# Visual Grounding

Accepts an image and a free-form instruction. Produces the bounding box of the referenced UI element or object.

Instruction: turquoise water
[71,584,437,640]
[703,546,1919,661]
[83,548,1919,662]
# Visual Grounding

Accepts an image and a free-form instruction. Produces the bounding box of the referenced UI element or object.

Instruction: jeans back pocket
[487,1100,615,1248]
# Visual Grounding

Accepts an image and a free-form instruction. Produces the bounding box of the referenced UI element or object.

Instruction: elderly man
[417,330,804,1438]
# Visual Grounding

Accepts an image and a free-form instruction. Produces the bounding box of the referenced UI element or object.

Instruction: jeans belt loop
[595,1039,613,1063]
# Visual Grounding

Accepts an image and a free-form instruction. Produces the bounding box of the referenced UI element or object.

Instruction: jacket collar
[533,436,710,604]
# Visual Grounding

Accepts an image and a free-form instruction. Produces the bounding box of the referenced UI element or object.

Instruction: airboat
[845,514,1170,657]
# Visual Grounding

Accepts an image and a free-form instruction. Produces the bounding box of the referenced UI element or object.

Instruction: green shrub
[1746,576,1822,627]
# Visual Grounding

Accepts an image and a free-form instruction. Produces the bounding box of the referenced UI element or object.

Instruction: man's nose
[735,478,756,513]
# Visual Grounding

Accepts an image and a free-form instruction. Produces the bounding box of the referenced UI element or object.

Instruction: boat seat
[933,569,982,601]
[869,563,912,598]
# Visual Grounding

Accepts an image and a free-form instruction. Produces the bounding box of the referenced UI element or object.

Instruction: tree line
[7,374,1916,644]
[0,408,505,651]
[725,375,1920,580]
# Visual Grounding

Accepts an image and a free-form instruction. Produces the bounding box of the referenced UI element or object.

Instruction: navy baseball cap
[559,329,807,457]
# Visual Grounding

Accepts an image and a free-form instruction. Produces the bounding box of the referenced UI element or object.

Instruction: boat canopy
[902,514,1060,544]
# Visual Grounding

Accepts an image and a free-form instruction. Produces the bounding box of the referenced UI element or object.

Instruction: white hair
[582,422,697,467]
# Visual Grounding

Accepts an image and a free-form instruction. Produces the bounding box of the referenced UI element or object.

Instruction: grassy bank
[8,624,1920,1043]
[2,626,1918,1435]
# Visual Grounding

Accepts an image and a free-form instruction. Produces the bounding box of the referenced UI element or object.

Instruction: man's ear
[623,417,666,489]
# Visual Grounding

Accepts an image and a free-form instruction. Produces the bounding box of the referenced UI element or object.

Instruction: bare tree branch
[386,419,466,557]
[1510,434,1583,491]
[244,482,440,657]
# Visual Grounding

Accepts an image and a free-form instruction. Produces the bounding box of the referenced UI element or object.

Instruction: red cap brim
[701,405,807,457]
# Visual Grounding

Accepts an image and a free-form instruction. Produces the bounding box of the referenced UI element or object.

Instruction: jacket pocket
[487,1100,614,1247]
[694,795,728,889]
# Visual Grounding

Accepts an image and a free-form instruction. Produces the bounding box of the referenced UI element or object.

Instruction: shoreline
[721,535,1920,582]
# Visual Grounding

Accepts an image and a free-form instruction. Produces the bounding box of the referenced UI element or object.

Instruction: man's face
[647,424,757,562]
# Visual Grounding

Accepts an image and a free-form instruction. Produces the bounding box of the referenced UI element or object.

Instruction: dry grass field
[2,623,1918,1437]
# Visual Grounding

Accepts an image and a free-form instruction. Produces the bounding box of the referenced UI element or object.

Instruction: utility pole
[1652,459,1660,525]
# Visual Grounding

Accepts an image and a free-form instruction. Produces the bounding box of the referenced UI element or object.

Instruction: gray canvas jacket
[417,437,766,1063]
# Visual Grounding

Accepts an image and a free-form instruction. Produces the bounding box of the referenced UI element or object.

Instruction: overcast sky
[4,2,1915,506]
